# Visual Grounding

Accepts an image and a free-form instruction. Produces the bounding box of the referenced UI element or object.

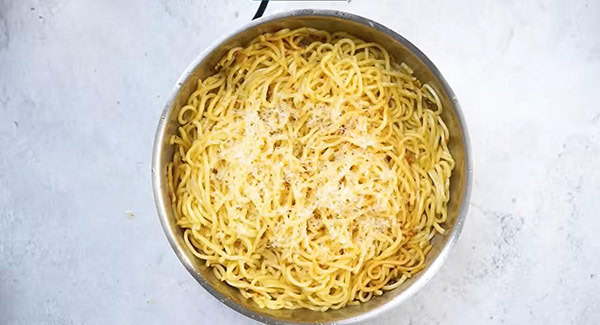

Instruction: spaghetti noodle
[168,27,454,311]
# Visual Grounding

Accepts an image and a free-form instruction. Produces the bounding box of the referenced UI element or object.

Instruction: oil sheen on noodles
[168,27,454,311]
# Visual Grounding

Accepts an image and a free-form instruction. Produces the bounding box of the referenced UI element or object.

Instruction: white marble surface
[1,0,599,324]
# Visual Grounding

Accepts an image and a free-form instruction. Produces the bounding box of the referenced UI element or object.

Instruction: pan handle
[252,0,269,20]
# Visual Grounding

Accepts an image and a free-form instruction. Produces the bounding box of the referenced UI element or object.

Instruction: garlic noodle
[167,27,454,311]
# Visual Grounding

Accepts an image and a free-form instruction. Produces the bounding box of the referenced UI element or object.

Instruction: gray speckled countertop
[1,1,599,324]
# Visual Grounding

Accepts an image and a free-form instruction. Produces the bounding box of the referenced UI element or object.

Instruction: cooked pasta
[167,27,454,311]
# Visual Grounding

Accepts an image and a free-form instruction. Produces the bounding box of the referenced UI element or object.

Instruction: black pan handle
[253,0,269,20]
